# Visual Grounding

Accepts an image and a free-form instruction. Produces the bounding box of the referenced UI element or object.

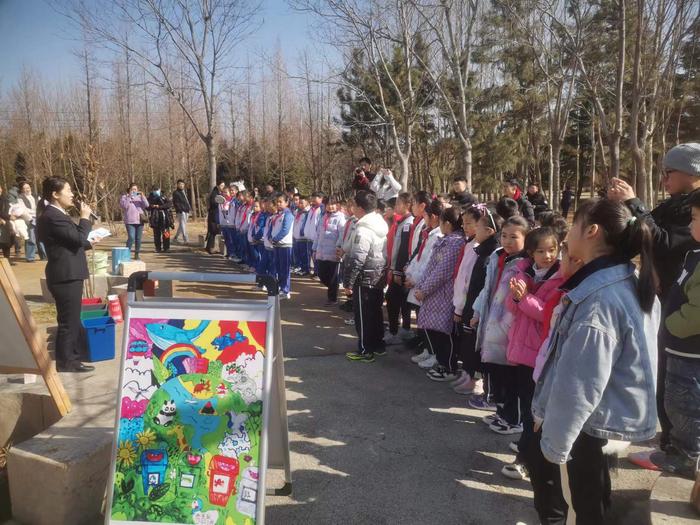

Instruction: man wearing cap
[608,142,700,455]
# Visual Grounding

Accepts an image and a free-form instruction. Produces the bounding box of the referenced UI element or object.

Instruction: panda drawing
[153,400,176,426]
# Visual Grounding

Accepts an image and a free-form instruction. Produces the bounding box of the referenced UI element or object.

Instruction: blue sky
[0,0,319,88]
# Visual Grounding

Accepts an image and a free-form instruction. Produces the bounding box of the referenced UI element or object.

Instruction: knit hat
[663,143,700,177]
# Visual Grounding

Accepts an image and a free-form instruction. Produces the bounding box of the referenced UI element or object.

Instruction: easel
[105,271,291,525]
[0,258,71,416]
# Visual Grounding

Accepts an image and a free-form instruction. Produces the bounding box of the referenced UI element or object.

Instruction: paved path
[2,224,659,524]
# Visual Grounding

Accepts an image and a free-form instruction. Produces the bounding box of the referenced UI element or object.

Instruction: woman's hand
[80,204,94,220]
[414,290,425,301]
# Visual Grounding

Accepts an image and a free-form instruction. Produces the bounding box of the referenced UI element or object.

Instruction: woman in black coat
[36,177,99,373]
[147,187,174,253]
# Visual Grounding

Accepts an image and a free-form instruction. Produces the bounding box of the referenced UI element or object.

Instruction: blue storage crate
[111,247,131,274]
[82,316,116,362]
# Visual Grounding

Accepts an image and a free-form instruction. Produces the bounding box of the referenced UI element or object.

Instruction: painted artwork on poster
[110,317,267,525]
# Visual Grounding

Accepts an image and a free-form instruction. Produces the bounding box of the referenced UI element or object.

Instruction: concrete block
[0,392,61,448]
[650,473,697,524]
[118,260,147,276]
[8,426,113,525]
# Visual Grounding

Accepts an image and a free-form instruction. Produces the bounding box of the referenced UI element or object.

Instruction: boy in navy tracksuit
[271,193,294,299]
[259,198,275,278]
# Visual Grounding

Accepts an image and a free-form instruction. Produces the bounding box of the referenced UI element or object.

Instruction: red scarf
[491,251,509,299]
[512,187,522,201]
[408,218,424,252]
[452,244,467,279]
[342,218,353,241]
[415,227,430,261]
[541,290,566,343]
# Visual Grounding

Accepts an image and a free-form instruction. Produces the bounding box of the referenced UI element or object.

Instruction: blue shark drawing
[212,331,246,351]
[145,321,210,350]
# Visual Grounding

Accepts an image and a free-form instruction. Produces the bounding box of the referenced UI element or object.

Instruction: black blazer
[37,205,92,284]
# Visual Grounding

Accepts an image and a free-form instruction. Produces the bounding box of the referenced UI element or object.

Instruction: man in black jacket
[525,183,549,219]
[206,180,226,253]
[609,142,700,452]
[172,179,191,244]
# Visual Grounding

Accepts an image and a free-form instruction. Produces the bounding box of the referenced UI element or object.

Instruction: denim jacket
[532,262,660,464]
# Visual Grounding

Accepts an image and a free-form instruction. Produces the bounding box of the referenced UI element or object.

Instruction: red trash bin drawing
[208,455,240,506]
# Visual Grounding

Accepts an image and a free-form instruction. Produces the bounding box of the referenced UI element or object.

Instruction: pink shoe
[454,378,477,395]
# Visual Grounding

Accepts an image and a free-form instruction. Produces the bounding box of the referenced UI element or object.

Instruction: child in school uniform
[252,198,269,277]
[271,193,294,299]
[231,190,246,262]
[500,227,565,480]
[337,200,358,321]
[292,196,313,276]
[238,193,253,266]
[261,199,276,279]
[406,199,445,369]
[525,198,659,524]
[313,195,347,305]
[413,207,466,381]
[450,205,484,394]
[471,216,530,435]
[385,192,415,345]
[305,192,325,276]
[462,209,503,411]
[246,199,262,273]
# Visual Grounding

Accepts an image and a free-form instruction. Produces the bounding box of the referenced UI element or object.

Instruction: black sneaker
[374,347,387,357]
[346,351,375,363]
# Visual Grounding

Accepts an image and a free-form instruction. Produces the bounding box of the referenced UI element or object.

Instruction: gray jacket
[532,262,660,464]
[342,211,388,289]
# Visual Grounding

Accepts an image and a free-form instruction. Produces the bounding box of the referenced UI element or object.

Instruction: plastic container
[82,316,116,362]
[90,251,110,276]
[81,298,103,306]
[81,302,105,312]
[80,306,109,320]
[111,247,131,274]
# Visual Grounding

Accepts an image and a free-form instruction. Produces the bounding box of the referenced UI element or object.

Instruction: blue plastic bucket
[82,316,116,362]
[111,247,131,274]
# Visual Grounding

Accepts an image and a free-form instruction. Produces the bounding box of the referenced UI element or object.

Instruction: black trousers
[515,365,536,463]
[48,279,85,365]
[490,364,520,425]
[386,281,411,334]
[153,227,171,252]
[523,430,611,525]
[458,326,482,377]
[656,335,672,449]
[353,284,385,355]
[0,245,10,258]
[206,216,218,252]
[317,260,340,302]
[424,328,458,373]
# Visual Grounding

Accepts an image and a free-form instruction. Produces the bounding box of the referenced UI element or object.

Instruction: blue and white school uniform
[218,197,236,257]
[253,212,269,276]
[305,204,324,274]
[293,207,312,274]
[271,208,294,295]
[262,214,275,277]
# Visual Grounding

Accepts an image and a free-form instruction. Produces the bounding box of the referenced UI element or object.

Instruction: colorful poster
[109,317,267,525]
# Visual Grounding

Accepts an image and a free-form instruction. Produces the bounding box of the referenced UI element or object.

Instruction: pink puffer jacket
[506,259,564,368]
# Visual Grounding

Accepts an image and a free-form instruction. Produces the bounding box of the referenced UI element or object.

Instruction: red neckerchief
[250,211,260,228]
[416,227,431,261]
[342,218,353,241]
[491,251,509,299]
[322,211,334,232]
[452,244,467,279]
[385,213,403,279]
[271,211,283,229]
[408,217,424,251]
[541,290,566,343]
[513,187,522,201]
[295,208,307,223]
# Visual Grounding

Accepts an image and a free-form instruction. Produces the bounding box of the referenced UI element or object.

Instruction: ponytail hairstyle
[462,203,484,223]
[426,199,445,219]
[440,206,464,235]
[573,198,657,312]
[39,176,69,214]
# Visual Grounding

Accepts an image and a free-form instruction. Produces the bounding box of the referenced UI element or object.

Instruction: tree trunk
[552,141,561,212]
[548,143,554,207]
[206,135,217,189]
[464,137,473,193]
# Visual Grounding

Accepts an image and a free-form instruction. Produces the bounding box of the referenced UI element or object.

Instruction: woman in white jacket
[370,168,402,201]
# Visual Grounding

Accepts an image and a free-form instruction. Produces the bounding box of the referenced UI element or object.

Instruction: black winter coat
[172,189,191,213]
[0,194,14,247]
[626,188,700,300]
[147,193,174,230]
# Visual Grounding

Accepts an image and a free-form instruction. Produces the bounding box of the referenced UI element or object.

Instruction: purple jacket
[120,194,149,225]
[416,232,466,334]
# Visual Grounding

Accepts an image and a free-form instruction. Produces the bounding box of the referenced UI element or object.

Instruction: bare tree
[64,0,261,188]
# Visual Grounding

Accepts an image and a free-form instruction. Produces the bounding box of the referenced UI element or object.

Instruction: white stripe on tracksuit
[559,465,576,524]
[357,286,366,354]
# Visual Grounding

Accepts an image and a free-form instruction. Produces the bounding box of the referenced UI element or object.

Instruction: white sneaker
[398,327,413,341]
[411,349,430,363]
[279,292,291,300]
[501,461,529,481]
[344,318,355,326]
[418,355,437,369]
[472,378,485,396]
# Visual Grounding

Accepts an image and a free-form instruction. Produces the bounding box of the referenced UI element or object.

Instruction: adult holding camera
[147,186,174,253]
[370,168,402,201]
[351,157,376,192]
[120,183,149,259]
[37,176,100,373]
